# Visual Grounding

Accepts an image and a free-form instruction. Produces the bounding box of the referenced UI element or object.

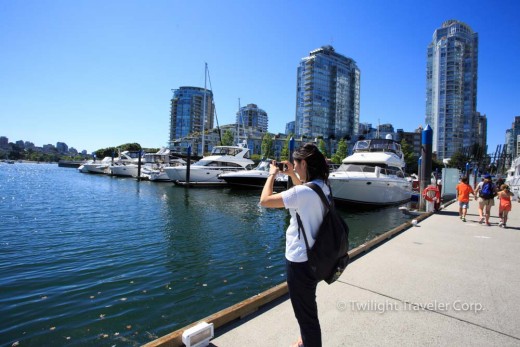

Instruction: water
[0,163,413,346]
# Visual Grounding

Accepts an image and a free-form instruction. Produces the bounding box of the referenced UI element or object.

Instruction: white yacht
[506,155,520,199]
[164,144,254,186]
[218,160,288,191]
[80,157,115,174]
[329,136,412,206]
[141,148,186,182]
[107,151,142,177]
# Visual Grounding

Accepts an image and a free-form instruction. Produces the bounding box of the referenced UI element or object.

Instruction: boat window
[211,147,229,156]
[362,165,376,173]
[226,162,243,168]
[257,161,270,171]
[354,141,370,151]
[193,160,211,167]
[337,164,376,173]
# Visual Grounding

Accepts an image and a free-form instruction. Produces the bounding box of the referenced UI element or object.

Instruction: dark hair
[461,176,468,184]
[293,143,329,182]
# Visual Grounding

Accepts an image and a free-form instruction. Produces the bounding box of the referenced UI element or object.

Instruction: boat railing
[353,139,402,157]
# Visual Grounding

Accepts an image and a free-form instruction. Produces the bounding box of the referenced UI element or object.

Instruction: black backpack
[296,183,349,284]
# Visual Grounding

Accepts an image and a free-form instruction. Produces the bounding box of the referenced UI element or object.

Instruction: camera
[276,162,285,171]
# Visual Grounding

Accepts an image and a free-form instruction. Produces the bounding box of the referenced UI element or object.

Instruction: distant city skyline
[1,1,518,154]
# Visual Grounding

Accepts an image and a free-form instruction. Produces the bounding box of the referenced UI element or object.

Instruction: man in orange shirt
[456,176,476,222]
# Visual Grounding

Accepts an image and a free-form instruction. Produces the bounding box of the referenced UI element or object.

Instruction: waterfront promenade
[206,201,520,346]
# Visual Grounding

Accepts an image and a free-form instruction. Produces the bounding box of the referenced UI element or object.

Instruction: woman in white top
[260,143,330,347]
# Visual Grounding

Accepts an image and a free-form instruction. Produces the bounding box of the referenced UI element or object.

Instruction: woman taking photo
[260,143,330,347]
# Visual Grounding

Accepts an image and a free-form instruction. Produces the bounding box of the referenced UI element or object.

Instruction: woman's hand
[260,161,285,208]
[269,160,280,176]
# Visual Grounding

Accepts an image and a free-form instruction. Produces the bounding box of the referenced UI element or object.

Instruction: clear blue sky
[1,0,518,155]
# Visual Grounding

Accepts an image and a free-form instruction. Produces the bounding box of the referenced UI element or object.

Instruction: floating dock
[146,200,520,346]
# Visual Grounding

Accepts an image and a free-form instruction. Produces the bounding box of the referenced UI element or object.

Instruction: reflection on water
[0,163,413,346]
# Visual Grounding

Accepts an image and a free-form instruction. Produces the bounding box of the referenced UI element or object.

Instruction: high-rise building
[475,112,487,150]
[0,136,9,148]
[169,86,214,143]
[285,121,295,135]
[295,45,360,141]
[425,20,479,160]
[509,116,520,158]
[56,142,68,153]
[505,129,514,157]
[236,104,268,133]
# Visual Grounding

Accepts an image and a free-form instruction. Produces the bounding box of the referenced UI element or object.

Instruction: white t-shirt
[281,180,330,262]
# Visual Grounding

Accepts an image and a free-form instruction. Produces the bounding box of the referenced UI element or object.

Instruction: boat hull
[329,174,412,206]
[220,173,288,191]
[109,165,139,177]
[82,163,109,174]
[165,167,244,184]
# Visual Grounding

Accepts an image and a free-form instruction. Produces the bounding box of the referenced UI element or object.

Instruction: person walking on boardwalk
[475,174,496,226]
[497,184,513,228]
[260,143,330,347]
[455,176,476,222]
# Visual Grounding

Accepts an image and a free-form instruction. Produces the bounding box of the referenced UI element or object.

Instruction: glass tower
[169,87,214,142]
[295,45,360,140]
[426,20,479,159]
[236,103,268,133]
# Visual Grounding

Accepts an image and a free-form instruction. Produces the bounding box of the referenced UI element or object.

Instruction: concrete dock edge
[143,201,452,347]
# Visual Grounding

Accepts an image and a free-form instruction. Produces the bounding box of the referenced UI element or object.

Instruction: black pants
[286,259,321,347]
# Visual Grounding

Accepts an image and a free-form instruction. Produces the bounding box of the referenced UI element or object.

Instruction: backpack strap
[305,182,333,210]
[296,213,311,251]
[295,182,334,251]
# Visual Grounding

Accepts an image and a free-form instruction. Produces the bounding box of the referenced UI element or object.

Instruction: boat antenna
[206,66,222,144]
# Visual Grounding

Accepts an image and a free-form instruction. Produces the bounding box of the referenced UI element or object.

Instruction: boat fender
[422,186,440,203]
[375,166,381,178]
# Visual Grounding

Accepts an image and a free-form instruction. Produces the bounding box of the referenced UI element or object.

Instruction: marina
[0,163,415,346]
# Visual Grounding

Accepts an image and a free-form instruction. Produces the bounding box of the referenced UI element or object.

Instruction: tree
[331,138,348,164]
[317,139,328,157]
[400,139,418,174]
[448,150,469,171]
[221,130,234,146]
[280,133,294,161]
[95,143,142,159]
[261,133,275,159]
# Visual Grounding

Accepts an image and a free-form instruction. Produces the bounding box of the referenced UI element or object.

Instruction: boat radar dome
[385,134,393,140]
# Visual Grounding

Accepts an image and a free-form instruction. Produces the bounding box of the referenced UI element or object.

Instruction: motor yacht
[328,136,412,206]
[218,160,288,190]
[107,151,143,177]
[164,144,254,186]
[141,149,186,182]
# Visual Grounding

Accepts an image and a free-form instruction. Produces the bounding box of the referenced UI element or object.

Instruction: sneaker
[498,221,504,227]
[486,222,491,226]
[462,217,466,222]
[479,217,485,224]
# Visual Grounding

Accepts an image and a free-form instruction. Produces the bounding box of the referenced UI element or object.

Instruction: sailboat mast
[202,63,207,156]
[236,98,241,145]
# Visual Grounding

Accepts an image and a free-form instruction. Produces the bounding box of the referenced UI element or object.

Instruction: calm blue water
[0,163,412,346]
